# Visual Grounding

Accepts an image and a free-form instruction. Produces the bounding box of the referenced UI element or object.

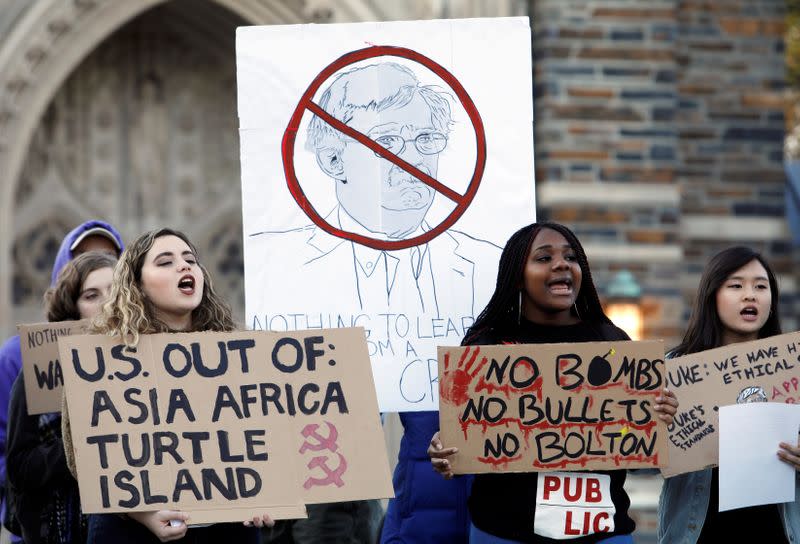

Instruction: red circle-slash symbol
[282,45,487,251]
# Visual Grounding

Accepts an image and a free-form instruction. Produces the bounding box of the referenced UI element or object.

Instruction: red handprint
[440,346,484,405]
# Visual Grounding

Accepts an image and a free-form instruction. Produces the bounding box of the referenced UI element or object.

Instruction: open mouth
[740,306,759,321]
[178,275,195,295]
[547,277,573,295]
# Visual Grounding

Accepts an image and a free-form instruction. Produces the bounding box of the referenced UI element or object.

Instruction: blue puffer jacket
[0,220,123,541]
[381,411,472,544]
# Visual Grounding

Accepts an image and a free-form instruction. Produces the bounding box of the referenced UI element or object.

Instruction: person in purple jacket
[0,220,123,542]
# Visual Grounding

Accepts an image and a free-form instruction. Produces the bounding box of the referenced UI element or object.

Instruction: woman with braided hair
[429,222,678,544]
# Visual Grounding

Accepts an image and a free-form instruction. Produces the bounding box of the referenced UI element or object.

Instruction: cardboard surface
[438,340,668,473]
[18,320,88,414]
[186,504,308,525]
[60,327,393,522]
[661,331,800,477]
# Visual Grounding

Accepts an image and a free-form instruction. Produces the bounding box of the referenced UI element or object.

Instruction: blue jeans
[469,523,634,543]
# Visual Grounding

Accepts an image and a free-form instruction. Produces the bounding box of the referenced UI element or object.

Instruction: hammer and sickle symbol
[303,452,348,489]
[299,422,339,454]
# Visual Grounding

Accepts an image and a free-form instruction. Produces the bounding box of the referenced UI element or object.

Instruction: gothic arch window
[13,1,248,320]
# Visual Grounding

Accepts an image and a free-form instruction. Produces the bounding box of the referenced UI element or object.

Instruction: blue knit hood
[49,220,124,286]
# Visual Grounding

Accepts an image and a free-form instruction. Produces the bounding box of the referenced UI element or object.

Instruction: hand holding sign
[778,439,800,470]
[243,513,275,529]
[131,511,189,541]
[428,431,458,479]
[653,388,679,425]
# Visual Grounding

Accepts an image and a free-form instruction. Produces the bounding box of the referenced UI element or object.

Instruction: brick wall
[532,0,797,343]
[675,0,796,326]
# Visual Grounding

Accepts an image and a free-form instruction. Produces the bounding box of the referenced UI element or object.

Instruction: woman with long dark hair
[658,246,799,543]
[429,222,678,543]
[7,251,117,544]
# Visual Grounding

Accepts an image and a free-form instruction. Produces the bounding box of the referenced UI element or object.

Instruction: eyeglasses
[372,132,448,157]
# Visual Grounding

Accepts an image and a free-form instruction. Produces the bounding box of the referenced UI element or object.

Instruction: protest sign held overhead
[59,327,392,522]
[661,330,800,477]
[237,17,536,412]
[18,320,87,415]
[438,340,668,474]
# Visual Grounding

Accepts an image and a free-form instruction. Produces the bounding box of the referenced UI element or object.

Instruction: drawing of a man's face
[307,62,452,240]
[337,93,440,238]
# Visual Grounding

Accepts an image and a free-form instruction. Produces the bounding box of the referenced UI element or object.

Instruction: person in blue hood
[0,220,123,541]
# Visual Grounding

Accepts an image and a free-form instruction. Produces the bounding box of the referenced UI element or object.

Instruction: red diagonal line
[305,100,462,203]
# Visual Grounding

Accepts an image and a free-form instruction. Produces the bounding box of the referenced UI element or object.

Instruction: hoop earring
[518,291,523,325]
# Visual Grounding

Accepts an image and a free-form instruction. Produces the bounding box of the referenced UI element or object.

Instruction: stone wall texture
[532,0,798,344]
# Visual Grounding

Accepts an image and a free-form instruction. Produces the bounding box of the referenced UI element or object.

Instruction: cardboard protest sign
[661,330,800,477]
[60,327,392,522]
[238,17,536,412]
[260,327,394,505]
[438,340,667,473]
[18,320,88,414]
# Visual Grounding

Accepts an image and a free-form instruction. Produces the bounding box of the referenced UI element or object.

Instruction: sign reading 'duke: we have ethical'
[438,341,668,474]
[59,328,393,524]
[662,330,800,477]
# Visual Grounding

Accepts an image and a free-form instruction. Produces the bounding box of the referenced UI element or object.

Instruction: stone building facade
[1,0,794,340]
[0,1,794,541]
[532,0,797,343]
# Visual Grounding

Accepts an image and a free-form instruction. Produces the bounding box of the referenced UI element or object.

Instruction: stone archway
[11,2,251,320]
[0,0,384,332]
[0,0,519,333]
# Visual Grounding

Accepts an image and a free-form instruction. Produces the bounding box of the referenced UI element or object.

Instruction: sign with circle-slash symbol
[282,45,486,251]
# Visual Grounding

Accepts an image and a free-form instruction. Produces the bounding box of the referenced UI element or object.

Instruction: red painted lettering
[581,511,591,534]
[543,475,560,500]
[586,478,602,503]
[593,512,611,533]
[563,510,582,536]
[565,510,611,536]
[563,477,583,502]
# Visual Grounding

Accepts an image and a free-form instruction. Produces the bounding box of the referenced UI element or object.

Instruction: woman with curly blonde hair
[80,228,272,544]
[94,227,235,346]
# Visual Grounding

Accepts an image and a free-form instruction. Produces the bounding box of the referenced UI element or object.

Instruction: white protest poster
[718,403,800,512]
[237,17,535,412]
